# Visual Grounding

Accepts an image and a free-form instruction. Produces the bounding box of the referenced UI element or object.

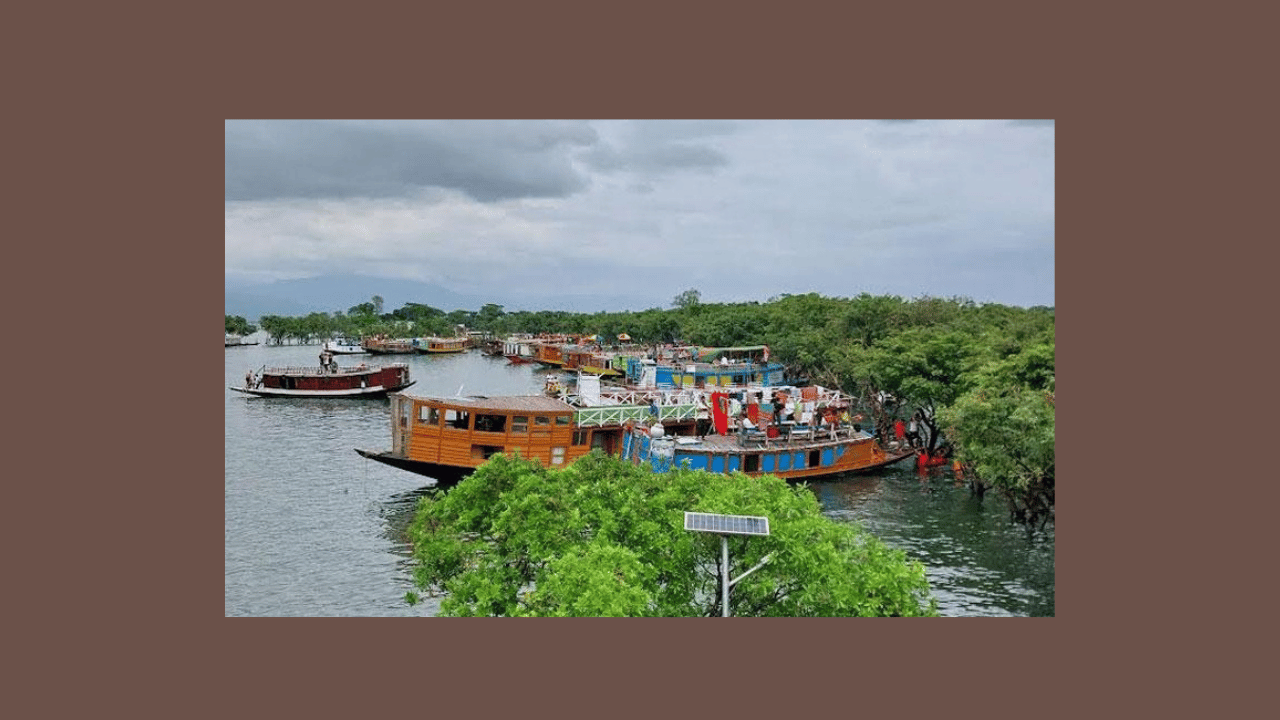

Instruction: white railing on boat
[573,403,697,428]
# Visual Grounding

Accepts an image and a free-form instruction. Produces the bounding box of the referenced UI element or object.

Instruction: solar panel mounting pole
[684,511,771,618]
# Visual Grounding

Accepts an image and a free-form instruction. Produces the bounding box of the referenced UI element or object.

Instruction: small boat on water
[231,362,414,398]
[225,335,259,347]
[323,337,367,354]
[355,375,912,484]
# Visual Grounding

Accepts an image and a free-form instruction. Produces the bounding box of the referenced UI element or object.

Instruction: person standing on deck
[696,394,711,439]
[894,418,906,446]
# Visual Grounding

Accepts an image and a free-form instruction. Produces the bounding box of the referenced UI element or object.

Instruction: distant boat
[417,336,468,354]
[323,337,367,355]
[231,362,414,398]
[225,335,259,347]
[362,337,417,355]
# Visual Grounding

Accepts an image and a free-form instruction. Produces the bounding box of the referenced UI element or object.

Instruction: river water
[225,337,1054,616]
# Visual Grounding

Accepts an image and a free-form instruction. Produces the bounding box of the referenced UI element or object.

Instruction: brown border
[77,1,1145,714]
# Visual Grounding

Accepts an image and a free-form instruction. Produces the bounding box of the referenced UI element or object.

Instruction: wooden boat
[323,337,367,354]
[231,362,414,398]
[417,336,468,354]
[623,423,914,481]
[355,378,911,484]
[562,347,625,377]
[362,337,418,355]
[624,345,786,389]
[502,336,537,363]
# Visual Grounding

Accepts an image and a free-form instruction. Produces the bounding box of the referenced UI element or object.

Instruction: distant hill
[225,273,663,322]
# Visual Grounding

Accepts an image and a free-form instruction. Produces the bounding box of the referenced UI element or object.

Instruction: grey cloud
[225,120,598,203]
[579,120,733,175]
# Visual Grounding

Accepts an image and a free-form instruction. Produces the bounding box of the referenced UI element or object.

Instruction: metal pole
[722,535,730,617]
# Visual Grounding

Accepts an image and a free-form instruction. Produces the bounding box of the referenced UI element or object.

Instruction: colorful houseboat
[231,362,414,398]
[624,345,786,389]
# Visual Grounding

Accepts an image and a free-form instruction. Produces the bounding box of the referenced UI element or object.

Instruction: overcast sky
[225,119,1054,309]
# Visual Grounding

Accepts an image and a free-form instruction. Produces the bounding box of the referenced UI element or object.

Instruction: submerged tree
[405,453,937,617]
[225,314,257,336]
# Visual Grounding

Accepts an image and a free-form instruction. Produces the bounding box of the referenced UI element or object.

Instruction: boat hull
[354,449,471,484]
[231,381,414,398]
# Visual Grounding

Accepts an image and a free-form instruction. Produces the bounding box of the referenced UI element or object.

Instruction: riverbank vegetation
[405,452,937,617]
[232,289,1054,532]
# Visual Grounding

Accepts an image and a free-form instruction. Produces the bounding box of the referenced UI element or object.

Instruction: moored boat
[323,337,367,354]
[417,336,469,354]
[355,377,912,484]
[231,362,414,398]
[623,345,786,389]
[362,337,417,355]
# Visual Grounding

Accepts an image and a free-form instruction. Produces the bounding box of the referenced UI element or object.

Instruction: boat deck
[667,424,872,451]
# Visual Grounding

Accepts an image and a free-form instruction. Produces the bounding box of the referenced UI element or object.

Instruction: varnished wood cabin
[375,393,629,483]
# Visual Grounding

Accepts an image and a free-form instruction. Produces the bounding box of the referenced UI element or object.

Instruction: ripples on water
[225,340,1054,616]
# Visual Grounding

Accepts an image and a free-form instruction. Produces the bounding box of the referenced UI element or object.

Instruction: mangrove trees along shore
[242,291,1055,531]
[406,453,938,617]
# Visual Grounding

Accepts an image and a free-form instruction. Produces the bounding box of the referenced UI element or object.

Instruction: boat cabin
[388,393,627,476]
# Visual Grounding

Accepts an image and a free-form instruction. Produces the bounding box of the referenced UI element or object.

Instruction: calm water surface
[225,338,1054,616]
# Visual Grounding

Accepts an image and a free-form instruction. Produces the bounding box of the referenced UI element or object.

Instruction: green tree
[224,315,257,336]
[406,453,937,617]
[672,288,701,310]
[939,384,1055,534]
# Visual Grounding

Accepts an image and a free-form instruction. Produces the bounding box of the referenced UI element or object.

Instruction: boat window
[471,445,504,460]
[573,430,589,446]
[555,415,570,426]
[551,447,566,465]
[475,414,507,433]
[445,409,471,430]
[809,449,821,467]
[419,406,440,424]
[511,416,529,433]
[744,454,759,472]
[534,416,551,426]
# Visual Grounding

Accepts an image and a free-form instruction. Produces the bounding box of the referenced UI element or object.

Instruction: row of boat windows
[417,406,570,433]
[472,444,569,465]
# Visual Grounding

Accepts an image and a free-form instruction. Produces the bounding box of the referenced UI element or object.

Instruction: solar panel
[684,512,770,536]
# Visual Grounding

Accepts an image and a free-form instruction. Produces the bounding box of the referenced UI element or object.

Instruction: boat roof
[397,393,575,413]
[694,345,767,361]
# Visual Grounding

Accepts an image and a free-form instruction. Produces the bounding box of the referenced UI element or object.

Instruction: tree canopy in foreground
[406,453,938,617]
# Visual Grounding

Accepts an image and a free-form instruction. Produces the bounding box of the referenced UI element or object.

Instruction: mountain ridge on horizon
[224,273,665,322]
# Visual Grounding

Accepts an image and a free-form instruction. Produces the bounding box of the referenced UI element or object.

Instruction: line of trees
[233,289,1054,532]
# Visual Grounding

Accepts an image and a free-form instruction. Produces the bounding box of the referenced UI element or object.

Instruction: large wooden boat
[355,378,912,484]
[231,362,414,398]
[362,337,418,355]
[417,336,468,354]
